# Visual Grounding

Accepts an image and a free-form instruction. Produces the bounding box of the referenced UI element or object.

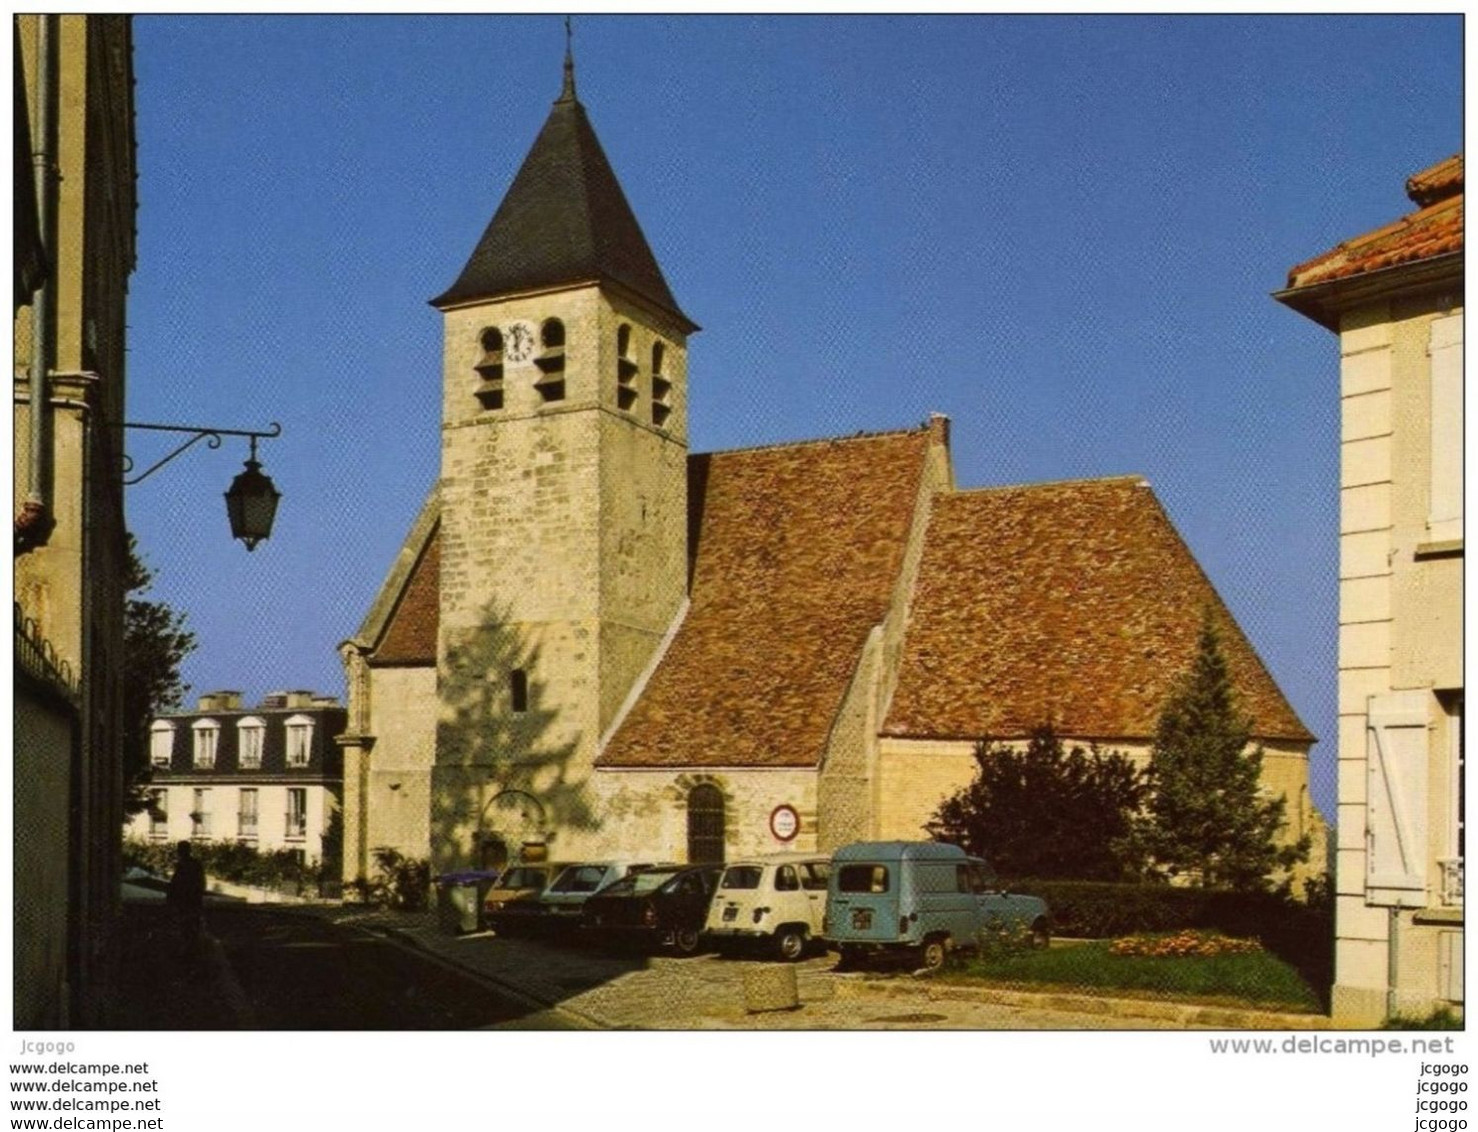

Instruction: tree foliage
[1137,610,1310,891]
[122,534,196,814]
[927,724,1147,881]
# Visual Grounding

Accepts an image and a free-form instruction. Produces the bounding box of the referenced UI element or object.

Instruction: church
[336,49,1323,884]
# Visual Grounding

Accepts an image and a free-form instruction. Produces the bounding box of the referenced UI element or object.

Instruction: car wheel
[775,928,807,962]
[918,938,947,972]
[1029,918,1051,950]
[673,928,702,955]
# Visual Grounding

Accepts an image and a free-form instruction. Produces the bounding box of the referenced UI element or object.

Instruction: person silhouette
[165,840,206,955]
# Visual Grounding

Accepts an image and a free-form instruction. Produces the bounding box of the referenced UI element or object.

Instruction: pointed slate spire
[431,42,694,329]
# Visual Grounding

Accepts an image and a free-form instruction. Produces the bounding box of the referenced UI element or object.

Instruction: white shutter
[1428,314,1463,542]
[1366,691,1432,906]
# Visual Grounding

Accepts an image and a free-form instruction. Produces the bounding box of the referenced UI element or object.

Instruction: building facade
[1277,155,1464,1025]
[13,14,137,1030]
[339,53,1324,890]
[126,691,347,866]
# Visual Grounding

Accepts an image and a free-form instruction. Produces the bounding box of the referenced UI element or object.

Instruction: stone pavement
[307,905,1331,1031]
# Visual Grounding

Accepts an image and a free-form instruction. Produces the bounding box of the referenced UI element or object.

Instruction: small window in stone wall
[616,323,638,411]
[475,327,504,410]
[651,341,671,427]
[511,669,529,714]
[534,318,566,402]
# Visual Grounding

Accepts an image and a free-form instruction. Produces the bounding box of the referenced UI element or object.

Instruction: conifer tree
[1138,609,1309,890]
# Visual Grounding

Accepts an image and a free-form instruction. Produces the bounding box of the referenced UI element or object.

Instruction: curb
[832,977,1332,1030]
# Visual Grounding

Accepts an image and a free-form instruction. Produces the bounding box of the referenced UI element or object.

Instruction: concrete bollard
[743,964,800,1013]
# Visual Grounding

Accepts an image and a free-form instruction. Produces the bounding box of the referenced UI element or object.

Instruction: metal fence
[14,602,78,704]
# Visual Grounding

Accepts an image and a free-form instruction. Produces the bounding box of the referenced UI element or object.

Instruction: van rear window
[721,866,763,890]
[837,864,889,894]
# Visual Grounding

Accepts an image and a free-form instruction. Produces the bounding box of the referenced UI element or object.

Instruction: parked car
[705,854,830,960]
[536,861,668,932]
[822,841,1050,970]
[482,862,566,934]
[580,864,723,955]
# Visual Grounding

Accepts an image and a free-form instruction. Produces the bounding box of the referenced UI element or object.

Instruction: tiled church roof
[597,429,932,768]
[366,444,1311,758]
[369,522,440,665]
[882,478,1312,744]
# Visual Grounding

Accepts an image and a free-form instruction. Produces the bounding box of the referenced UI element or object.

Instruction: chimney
[198,690,242,711]
[260,692,287,710]
[285,690,314,708]
[310,695,339,707]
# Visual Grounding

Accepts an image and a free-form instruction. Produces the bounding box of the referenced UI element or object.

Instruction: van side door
[969,859,1013,937]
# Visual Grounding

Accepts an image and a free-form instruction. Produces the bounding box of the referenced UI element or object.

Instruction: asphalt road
[116,903,562,1030]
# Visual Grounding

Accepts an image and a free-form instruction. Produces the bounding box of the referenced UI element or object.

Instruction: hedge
[123,837,338,897]
[1009,879,1332,1005]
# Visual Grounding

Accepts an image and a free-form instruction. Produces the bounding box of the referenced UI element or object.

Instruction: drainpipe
[1386,906,1400,1022]
[16,14,56,551]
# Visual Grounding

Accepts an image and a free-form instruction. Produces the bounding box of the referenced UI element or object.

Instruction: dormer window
[150,721,175,768]
[474,327,504,410]
[616,323,638,411]
[237,717,265,769]
[534,318,567,402]
[651,341,672,427]
[285,714,314,768]
[192,719,219,769]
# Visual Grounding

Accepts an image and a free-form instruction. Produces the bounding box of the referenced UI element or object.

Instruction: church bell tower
[428,42,697,866]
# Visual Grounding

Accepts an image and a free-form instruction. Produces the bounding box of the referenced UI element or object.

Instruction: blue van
[823,841,1050,970]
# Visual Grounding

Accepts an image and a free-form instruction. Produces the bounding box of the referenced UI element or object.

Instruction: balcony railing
[1438,858,1464,907]
[284,816,307,840]
[238,818,258,838]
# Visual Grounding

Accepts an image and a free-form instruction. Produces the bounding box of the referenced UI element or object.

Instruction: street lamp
[223,435,281,551]
[123,420,282,549]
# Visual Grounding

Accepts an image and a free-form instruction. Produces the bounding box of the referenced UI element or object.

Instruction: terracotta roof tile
[1285,156,1463,290]
[598,429,932,769]
[1407,154,1464,206]
[371,526,440,665]
[882,479,1312,744]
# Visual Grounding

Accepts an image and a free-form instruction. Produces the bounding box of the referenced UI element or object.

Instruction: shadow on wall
[432,600,600,872]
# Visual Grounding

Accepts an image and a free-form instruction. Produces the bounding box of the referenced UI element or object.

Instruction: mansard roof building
[338,52,1323,883]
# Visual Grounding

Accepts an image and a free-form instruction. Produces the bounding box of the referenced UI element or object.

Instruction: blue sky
[123,14,1462,820]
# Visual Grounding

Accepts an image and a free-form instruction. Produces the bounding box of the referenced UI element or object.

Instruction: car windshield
[837,864,889,894]
[720,866,763,890]
[550,865,608,894]
[601,870,679,898]
[497,867,549,890]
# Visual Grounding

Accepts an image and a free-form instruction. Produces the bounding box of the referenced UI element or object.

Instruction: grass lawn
[930,940,1322,1013]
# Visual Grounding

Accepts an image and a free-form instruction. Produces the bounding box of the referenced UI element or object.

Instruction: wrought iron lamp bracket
[122,420,281,485]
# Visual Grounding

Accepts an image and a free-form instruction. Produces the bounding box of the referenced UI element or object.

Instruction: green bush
[123,836,338,897]
[347,847,432,911]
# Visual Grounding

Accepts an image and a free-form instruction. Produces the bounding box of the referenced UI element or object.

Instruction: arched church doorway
[687,783,726,863]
